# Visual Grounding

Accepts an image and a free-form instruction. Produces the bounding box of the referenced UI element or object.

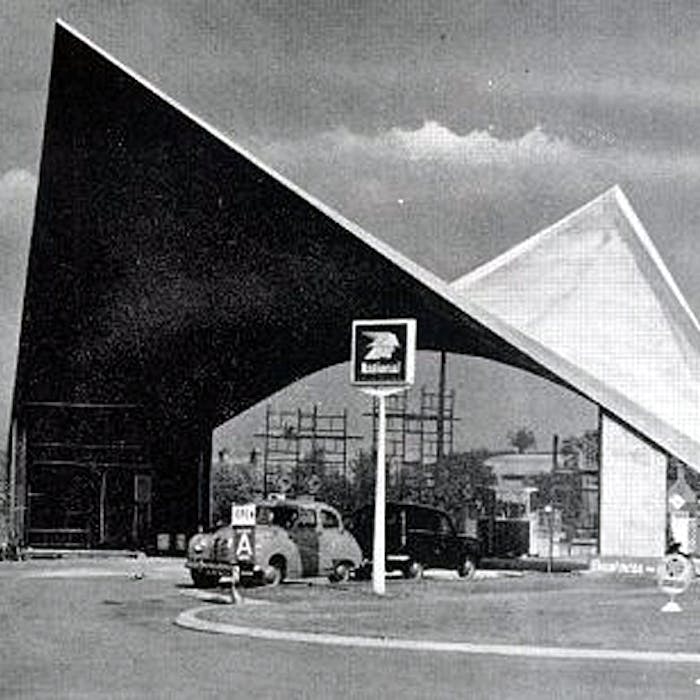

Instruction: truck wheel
[191,571,220,589]
[264,556,286,587]
[458,556,477,580]
[404,561,424,579]
[329,561,353,583]
[355,562,371,581]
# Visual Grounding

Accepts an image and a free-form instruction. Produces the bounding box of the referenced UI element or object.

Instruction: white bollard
[230,565,243,605]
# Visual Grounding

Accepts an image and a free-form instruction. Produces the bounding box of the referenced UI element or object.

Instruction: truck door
[291,507,320,576]
[318,507,346,573]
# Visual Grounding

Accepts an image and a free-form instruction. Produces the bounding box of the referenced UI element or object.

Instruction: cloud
[256,121,594,216]
[264,121,577,170]
[385,122,572,165]
[253,120,700,305]
[260,120,700,213]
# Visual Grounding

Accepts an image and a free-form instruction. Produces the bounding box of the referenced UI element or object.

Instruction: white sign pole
[373,390,388,595]
[350,319,416,597]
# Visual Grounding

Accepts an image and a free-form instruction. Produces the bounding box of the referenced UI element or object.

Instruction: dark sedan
[350,501,482,579]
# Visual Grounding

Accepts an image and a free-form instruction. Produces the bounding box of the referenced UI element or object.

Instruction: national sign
[350,319,416,386]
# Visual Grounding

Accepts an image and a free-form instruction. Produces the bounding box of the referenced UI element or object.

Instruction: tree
[289,447,357,514]
[508,427,536,454]
[529,428,600,538]
[349,449,495,532]
[560,430,599,470]
[428,450,495,529]
[349,449,377,511]
[530,470,582,538]
[210,449,259,525]
[347,449,412,512]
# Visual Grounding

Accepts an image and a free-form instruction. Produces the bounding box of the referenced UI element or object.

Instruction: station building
[4,21,700,568]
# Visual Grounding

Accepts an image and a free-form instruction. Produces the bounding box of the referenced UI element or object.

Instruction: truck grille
[213,536,231,561]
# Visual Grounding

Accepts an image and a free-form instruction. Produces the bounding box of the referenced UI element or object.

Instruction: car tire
[190,571,220,589]
[458,556,477,580]
[405,561,424,579]
[355,563,371,581]
[329,561,353,584]
[264,556,286,587]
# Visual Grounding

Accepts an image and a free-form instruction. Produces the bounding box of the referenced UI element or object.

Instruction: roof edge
[612,186,700,333]
[451,183,700,334]
[49,19,570,392]
[450,186,621,289]
[53,19,449,298]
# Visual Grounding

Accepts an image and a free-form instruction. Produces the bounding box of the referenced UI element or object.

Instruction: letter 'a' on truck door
[292,507,320,576]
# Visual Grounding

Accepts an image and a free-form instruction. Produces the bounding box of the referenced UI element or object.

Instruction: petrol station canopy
[13,20,561,441]
[11,20,700,511]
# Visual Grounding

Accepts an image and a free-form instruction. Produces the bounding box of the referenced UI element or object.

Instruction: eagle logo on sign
[362,331,400,360]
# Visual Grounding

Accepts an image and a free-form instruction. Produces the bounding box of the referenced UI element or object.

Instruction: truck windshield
[257,505,298,530]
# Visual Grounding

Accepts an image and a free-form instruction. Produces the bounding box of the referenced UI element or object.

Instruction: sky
[3,1,700,458]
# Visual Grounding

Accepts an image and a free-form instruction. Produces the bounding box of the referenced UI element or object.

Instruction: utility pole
[436,351,447,461]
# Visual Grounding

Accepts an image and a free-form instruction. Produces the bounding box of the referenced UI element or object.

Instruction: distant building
[483,451,600,559]
[485,452,554,519]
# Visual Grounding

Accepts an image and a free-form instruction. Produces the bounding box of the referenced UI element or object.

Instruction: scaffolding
[368,384,458,500]
[255,405,362,497]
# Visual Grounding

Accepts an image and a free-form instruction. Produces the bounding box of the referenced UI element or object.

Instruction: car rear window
[321,509,339,529]
[297,508,317,528]
[407,507,440,532]
[438,513,454,535]
[259,505,299,530]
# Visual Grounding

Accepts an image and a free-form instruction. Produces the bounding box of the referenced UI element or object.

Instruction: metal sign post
[544,504,554,574]
[351,319,416,596]
[365,386,403,594]
[229,503,256,604]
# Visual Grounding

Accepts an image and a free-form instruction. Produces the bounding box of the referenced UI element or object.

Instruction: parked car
[186,498,363,588]
[349,501,482,579]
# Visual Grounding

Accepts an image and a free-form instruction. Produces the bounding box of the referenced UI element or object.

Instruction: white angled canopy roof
[452,186,700,468]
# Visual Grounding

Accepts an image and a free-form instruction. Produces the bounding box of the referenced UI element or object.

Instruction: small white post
[230,564,243,604]
[373,392,388,596]
[544,504,553,574]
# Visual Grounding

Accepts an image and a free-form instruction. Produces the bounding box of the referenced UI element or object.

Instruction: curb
[175,605,700,665]
[21,548,146,560]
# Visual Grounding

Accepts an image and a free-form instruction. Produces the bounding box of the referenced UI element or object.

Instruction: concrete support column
[7,414,27,546]
[599,412,666,559]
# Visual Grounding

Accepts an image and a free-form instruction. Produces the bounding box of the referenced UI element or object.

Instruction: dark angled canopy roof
[17,20,700,472]
[14,21,556,433]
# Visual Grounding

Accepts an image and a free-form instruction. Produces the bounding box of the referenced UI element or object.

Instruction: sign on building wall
[350,319,416,387]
